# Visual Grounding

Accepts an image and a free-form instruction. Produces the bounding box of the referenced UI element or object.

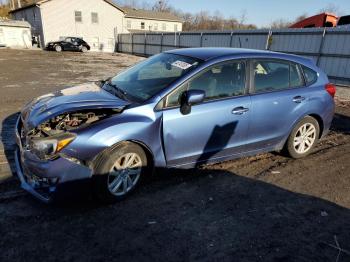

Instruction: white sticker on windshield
[171,60,192,70]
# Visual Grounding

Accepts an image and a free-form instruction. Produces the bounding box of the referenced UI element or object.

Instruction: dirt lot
[0,49,350,262]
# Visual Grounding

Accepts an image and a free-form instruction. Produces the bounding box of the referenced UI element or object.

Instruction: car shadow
[0,112,20,183]
[195,122,238,167]
[2,166,350,262]
[331,112,350,134]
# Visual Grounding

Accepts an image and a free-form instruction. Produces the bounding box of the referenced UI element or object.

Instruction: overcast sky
[140,0,349,27]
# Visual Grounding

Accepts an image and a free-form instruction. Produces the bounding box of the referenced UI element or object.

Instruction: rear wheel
[54,45,62,52]
[92,142,148,203]
[285,116,320,158]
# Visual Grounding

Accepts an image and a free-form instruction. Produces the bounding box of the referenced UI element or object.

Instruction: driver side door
[61,37,74,50]
[162,60,251,167]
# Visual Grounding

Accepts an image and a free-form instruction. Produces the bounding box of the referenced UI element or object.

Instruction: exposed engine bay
[29,109,119,138]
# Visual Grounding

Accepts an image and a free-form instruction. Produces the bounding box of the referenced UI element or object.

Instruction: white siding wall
[40,0,127,52]
[0,25,31,48]
[12,7,44,45]
[125,17,182,32]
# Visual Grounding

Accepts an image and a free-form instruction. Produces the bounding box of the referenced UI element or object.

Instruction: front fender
[61,106,167,167]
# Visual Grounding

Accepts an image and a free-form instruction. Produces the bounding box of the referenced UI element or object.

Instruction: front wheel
[92,142,148,203]
[54,45,62,52]
[285,116,320,158]
[81,46,88,53]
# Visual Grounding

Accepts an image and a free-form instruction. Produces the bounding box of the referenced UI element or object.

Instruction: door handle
[232,107,249,115]
[293,96,305,103]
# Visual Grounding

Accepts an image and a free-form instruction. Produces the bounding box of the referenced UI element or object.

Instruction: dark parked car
[15,48,336,203]
[46,37,90,52]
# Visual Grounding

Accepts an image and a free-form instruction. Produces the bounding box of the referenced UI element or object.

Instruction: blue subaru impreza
[15,48,336,203]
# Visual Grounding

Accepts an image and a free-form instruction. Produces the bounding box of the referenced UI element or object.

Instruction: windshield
[106,53,202,102]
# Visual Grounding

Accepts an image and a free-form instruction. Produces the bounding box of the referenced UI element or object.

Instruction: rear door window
[253,60,304,93]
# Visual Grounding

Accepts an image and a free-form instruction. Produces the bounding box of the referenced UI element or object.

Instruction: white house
[0,19,31,48]
[123,7,183,33]
[10,0,183,52]
[10,0,126,52]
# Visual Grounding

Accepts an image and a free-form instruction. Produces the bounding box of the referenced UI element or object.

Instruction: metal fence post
[229,31,234,47]
[200,32,203,47]
[178,32,181,48]
[131,33,133,55]
[144,32,147,56]
[160,33,164,53]
[265,29,272,50]
[317,28,327,66]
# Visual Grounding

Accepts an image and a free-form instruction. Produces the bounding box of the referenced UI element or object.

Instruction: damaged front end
[27,109,118,160]
[15,108,124,202]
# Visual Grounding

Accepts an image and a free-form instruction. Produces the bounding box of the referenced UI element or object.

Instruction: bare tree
[117,0,257,31]
[319,3,339,14]
[294,13,308,23]
[152,0,171,12]
[270,18,292,29]
[238,9,247,28]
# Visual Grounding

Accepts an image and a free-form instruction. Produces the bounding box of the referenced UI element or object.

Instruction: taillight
[325,83,336,98]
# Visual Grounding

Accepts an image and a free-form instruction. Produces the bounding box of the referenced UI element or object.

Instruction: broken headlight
[30,133,76,159]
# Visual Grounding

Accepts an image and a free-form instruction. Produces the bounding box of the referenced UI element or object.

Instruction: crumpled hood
[21,82,130,130]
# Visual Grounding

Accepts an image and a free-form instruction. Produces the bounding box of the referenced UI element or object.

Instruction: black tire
[55,45,62,52]
[285,116,320,159]
[92,142,148,203]
[81,46,88,53]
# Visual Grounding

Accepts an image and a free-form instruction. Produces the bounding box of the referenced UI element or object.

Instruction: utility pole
[10,0,15,10]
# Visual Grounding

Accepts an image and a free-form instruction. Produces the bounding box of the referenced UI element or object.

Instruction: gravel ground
[0,49,350,262]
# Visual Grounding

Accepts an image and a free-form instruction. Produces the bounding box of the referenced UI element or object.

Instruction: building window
[162,23,166,31]
[91,12,98,24]
[141,22,145,29]
[75,11,82,23]
[174,24,178,32]
[154,23,158,30]
[127,20,131,29]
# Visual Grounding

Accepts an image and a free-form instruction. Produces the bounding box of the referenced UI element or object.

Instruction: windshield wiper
[106,81,129,101]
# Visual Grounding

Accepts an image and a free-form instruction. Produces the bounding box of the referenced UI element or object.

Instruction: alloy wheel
[107,153,142,196]
[293,123,316,154]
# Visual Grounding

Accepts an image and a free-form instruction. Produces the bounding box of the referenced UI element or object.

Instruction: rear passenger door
[246,59,309,151]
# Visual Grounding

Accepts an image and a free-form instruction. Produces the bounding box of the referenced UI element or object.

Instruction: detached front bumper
[15,116,92,203]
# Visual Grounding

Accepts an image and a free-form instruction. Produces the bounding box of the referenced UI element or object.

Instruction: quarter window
[91,12,98,24]
[75,11,82,23]
[302,65,318,85]
[253,60,303,93]
[166,61,246,107]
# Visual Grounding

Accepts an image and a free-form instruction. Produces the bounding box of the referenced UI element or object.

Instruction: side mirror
[180,90,205,115]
